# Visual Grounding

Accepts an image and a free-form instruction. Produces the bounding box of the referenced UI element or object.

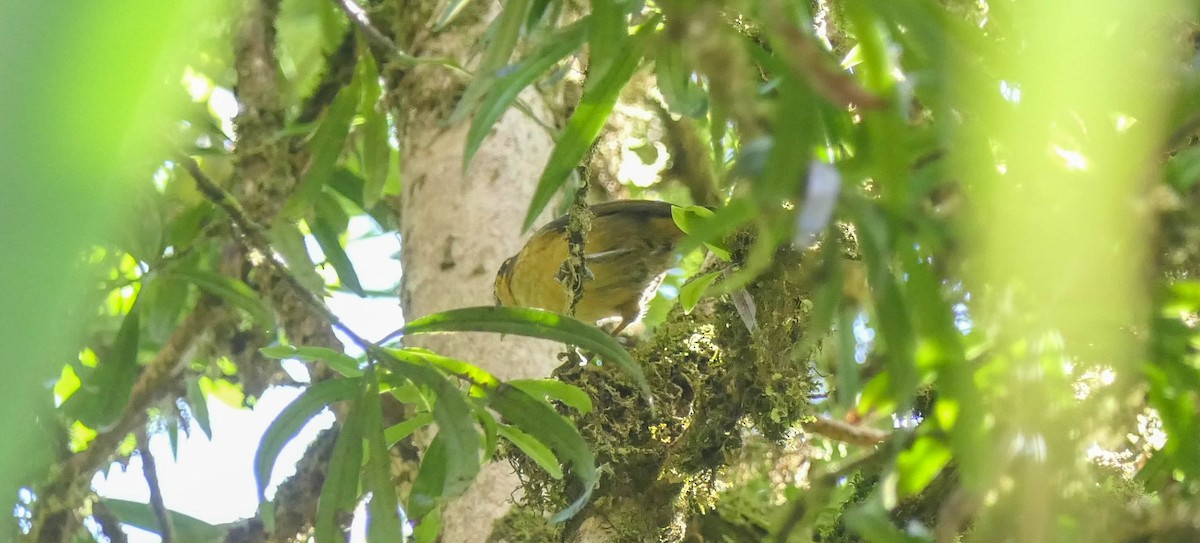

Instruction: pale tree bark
[385,2,564,540]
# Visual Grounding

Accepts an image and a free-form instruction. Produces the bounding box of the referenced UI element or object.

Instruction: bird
[494,199,686,334]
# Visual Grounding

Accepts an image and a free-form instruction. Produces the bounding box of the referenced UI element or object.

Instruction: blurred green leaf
[142,273,188,343]
[672,205,731,260]
[896,436,951,496]
[654,43,706,117]
[172,268,277,330]
[409,432,451,523]
[61,302,141,430]
[586,0,627,83]
[433,0,474,31]
[268,221,327,293]
[185,377,212,440]
[479,409,499,463]
[377,348,482,498]
[1167,146,1200,191]
[261,344,363,377]
[835,307,860,412]
[843,499,929,542]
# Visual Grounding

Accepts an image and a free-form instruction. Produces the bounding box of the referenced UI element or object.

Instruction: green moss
[488,505,563,542]
[505,237,826,540]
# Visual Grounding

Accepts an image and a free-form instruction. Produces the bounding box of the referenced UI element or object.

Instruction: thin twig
[137,428,176,543]
[332,0,405,58]
[91,500,130,543]
[330,0,468,76]
[178,154,373,352]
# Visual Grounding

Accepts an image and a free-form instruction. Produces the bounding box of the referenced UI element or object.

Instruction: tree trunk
[385,2,563,540]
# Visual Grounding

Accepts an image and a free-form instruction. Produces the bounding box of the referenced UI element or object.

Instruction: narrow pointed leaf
[315,379,368,543]
[254,378,361,503]
[362,369,404,541]
[499,423,562,479]
[491,384,596,522]
[508,379,593,415]
[464,19,588,168]
[310,212,365,296]
[399,306,647,398]
[522,16,659,230]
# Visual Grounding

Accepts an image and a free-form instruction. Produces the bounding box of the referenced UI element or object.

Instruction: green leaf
[362,368,404,541]
[673,199,754,258]
[315,378,369,543]
[586,0,627,84]
[376,348,482,497]
[285,74,362,218]
[395,347,500,395]
[267,221,326,293]
[1167,145,1200,191]
[499,423,562,479]
[845,196,916,407]
[61,301,141,430]
[858,370,895,416]
[897,436,952,496]
[464,19,588,168]
[359,51,391,209]
[836,308,860,412]
[508,378,593,414]
[142,273,187,343]
[843,500,928,543]
[310,212,365,296]
[409,432,450,523]
[479,409,499,463]
[261,344,363,377]
[102,498,223,542]
[254,378,361,504]
[447,0,533,125]
[398,306,648,399]
[678,271,721,313]
[413,505,442,543]
[172,268,276,330]
[671,205,732,260]
[186,377,212,440]
[654,41,706,117]
[384,412,435,446]
[433,0,474,30]
[521,15,659,230]
[491,384,596,522]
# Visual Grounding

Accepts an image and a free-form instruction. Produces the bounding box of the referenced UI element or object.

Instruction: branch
[801,416,889,447]
[137,428,175,543]
[332,0,405,59]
